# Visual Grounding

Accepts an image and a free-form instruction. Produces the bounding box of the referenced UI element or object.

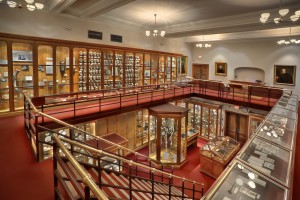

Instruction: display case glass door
[158,55,165,84]
[0,41,9,112]
[144,54,151,85]
[88,49,101,91]
[135,110,149,148]
[125,52,134,88]
[12,42,34,110]
[103,50,114,89]
[149,115,157,159]
[38,45,54,96]
[171,56,177,82]
[135,53,143,86]
[56,46,70,94]
[73,48,87,92]
[161,118,178,163]
[114,51,123,88]
[166,56,171,83]
[150,54,158,85]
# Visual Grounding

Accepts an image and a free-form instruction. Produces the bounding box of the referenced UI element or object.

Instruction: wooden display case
[200,136,240,178]
[185,98,222,140]
[148,104,189,167]
[0,33,182,112]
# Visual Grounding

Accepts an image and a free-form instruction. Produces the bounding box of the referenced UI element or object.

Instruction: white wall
[0,7,192,57]
[192,41,300,95]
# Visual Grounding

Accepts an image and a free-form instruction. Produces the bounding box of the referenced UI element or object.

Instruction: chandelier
[260,0,300,24]
[195,36,212,48]
[1,0,44,11]
[145,14,165,37]
[277,26,300,45]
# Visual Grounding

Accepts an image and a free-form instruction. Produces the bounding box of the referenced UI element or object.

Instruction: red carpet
[0,102,298,199]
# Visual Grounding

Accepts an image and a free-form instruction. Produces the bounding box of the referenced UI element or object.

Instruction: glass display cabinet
[135,53,143,86]
[171,56,177,82]
[114,51,123,88]
[103,50,114,89]
[143,54,151,85]
[88,49,101,91]
[125,52,134,88]
[37,45,54,96]
[158,55,165,84]
[12,42,34,110]
[135,109,149,148]
[200,136,240,178]
[202,161,289,200]
[148,104,189,167]
[0,41,9,112]
[239,136,292,186]
[73,47,87,92]
[186,102,201,146]
[185,98,222,140]
[56,46,70,94]
[150,54,158,85]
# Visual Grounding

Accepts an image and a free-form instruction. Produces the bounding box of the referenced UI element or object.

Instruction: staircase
[58,159,194,200]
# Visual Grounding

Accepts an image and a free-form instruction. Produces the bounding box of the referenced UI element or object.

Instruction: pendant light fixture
[145,14,166,37]
[277,26,300,45]
[1,0,44,11]
[260,0,300,24]
[196,35,212,48]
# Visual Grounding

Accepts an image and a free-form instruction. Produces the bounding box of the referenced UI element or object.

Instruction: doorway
[225,111,248,146]
[192,64,209,80]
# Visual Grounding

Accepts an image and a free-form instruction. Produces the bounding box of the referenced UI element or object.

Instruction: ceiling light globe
[35,3,44,10]
[295,10,300,16]
[7,1,17,8]
[261,13,270,19]
[145,31,150,36]
[260,18,267,23]
[290,15,299,22]
[285,41,291,45]
[160,31,165,37]
[279,9,289,17]
[290,39,296,43]
[27,4,35,11]
[25,0,34,4]
[153,30,158,34]
[274,18,280,24]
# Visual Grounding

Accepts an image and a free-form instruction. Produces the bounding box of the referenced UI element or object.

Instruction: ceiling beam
[53,0,78,14]
[80,0,136,18]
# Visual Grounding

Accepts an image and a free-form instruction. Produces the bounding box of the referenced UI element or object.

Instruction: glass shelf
[239,136,291,186]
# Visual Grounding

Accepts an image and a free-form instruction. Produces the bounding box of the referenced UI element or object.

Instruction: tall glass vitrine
[148,104,188,167]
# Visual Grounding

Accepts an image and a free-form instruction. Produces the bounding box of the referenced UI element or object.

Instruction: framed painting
[274,65,296,86]
[215,62,227,76]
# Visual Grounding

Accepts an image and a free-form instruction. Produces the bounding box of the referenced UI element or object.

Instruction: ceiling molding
[82,0,136,18]
[53,0,78,14]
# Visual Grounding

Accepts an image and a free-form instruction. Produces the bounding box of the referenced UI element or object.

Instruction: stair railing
[52,134,108,200]
[24,92,176,174]
[55,135,205,199]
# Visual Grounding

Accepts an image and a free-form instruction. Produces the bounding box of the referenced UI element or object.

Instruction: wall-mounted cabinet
[185,98,222,140]
[0,33,182,112]
[135,109,149,149]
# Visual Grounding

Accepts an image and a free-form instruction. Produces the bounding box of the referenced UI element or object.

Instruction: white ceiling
[45,0,300,43]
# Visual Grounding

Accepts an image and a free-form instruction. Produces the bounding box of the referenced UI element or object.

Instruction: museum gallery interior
[0,0,300,199]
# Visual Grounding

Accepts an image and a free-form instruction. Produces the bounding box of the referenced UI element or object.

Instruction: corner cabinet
[0,33,183,113]
[185,99,222,140]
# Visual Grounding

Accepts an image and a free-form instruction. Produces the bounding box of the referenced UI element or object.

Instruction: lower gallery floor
[0,102,299,199]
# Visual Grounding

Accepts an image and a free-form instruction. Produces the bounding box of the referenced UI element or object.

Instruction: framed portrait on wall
[274,65,296,86]
[215,62,227,76]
